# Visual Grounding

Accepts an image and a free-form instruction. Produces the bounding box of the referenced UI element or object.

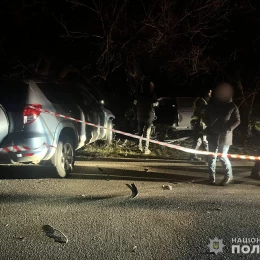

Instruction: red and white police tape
[0,105,259,161]
[0,145,30,153]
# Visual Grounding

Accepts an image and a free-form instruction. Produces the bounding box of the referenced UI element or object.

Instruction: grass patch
[77,137,260,160]
[77,138,192,160]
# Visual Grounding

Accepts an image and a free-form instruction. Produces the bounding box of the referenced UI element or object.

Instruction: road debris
[207,208,222,214]
[132,245,137,252]
[144,168,149,172]
[42,225,68,244]
[15,236,25,241]
[162,185,173,190]
[126,183,138,198]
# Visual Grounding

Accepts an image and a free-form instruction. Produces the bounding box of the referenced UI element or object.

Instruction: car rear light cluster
[23,153,34,157]
[23,104,42,125]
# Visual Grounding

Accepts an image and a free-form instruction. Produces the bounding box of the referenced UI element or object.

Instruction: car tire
[106,120,114,146]
[51,136,75,178]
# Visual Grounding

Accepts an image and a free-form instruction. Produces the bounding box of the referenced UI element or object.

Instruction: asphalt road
[0,157,259,260]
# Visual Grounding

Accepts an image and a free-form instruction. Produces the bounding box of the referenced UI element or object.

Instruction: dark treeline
[0,0,260,135]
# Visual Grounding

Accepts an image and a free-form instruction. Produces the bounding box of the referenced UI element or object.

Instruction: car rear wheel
[51,136,75,178]
[0,105,8,144]
[106,120,114,146]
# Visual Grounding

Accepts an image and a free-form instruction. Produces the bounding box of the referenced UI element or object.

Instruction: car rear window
[176,97,195,109]
[0,80,28,105]
[159,97,177,106]
[37,82,97,106]
[37,83,78,104]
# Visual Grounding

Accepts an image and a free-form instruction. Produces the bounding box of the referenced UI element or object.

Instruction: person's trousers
[251,161,260,179]
[138,121,152,150]
[208,143,232,179]
[190,133,208,158]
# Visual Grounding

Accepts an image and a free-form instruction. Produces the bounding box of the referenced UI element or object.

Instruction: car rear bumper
[0,132,54,163]
[0,148,49,163]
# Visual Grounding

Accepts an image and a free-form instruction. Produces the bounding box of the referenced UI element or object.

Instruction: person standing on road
[203,83,240,186]
[251,161,260,179]
[134,79,158,155]
[250,124,260,179]
[190,89,212,161]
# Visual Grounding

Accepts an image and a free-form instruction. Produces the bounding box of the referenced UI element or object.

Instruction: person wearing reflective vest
[190,89,212,161]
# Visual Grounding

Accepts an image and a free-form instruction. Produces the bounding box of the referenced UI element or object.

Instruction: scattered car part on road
[42,225,68,244]
[132,245,137,252]
[162,185,173,190]
[15,236,25,242]
[126,183,138,198]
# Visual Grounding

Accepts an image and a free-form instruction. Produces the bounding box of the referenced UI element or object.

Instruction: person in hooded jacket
[134,79,158,155]
[203,83,240,185]
[190,89,212,161]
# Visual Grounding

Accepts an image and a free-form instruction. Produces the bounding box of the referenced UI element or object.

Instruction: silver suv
[0,79,115,177]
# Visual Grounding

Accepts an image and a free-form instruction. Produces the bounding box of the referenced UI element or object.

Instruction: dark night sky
[0,0,260,103]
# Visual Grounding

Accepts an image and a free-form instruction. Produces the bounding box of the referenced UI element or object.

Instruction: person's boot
[190,155,201,161]
[203,156,208,164]
[209,176,216,185]
[143,148,151,155]
[220,176,233,186]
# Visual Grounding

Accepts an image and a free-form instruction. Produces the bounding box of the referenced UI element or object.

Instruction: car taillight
[23,104,42,125]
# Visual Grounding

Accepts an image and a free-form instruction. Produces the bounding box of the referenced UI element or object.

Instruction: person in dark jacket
[134,80,158,154]
[251,162,260,179]
[251,123,260,179]
[203,83,240,185]
[190,89,212,161]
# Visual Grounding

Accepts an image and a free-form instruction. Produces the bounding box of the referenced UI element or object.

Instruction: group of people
[134,79,259,186]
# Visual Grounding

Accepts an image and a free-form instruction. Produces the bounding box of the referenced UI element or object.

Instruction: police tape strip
[0,145,30,153]
[0,105,259,161]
